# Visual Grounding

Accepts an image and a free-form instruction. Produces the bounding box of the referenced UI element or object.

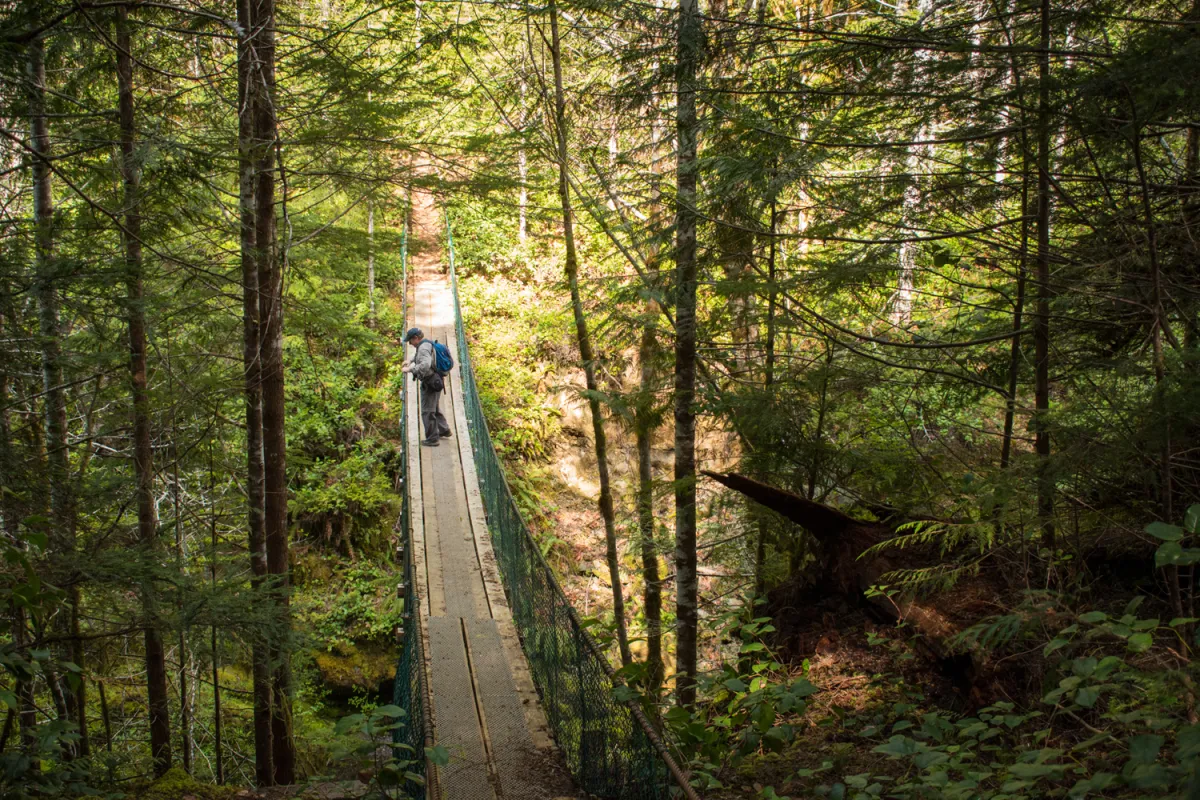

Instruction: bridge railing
[393,215,438,799]
[445,218,699,800]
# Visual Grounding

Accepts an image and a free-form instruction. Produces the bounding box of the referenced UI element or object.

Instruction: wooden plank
[415,281,446,617]
[402,271,439,796]
[444,313,555,752]
[406,281,430,618]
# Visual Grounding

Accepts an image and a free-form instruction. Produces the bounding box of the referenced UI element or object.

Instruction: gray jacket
[410,339,436,380]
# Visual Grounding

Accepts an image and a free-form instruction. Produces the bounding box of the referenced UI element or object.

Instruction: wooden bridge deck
[404,265,574,800]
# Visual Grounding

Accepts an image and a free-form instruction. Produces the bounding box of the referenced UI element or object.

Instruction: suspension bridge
[390,207,699,800]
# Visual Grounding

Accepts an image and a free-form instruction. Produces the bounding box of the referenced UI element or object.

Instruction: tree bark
[997,1,1030,478]
[28,35,87,757]
[117,7,172,775]
[518,78,528,245]
[547,0,632,666]
[673,0,702,707]
[367,197,376,319]
[754,200,778,597]
[210,450,224,784]
[2,375,36,764]
[636,318,664,692]
[237,0,273,781]
[166,346,192,776]
[1033,0,1055,553]
[11,605,37,768]
[250,0,295,779]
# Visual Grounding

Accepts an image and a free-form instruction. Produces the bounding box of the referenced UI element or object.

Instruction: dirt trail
[407,187,443,282]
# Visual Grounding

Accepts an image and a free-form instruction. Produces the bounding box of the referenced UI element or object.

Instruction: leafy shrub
[294,559,405,648]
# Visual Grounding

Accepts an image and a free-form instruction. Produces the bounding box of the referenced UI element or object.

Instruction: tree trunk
[367,197,376,319]
[167,350,192,776]
[1033,0,1055,554]
[210,449,224,784]
[891,141,922,329]
[673,0,702,707]
[28,35,87,757]
[2,377,35,763]
[250,0,295,779]
[755,200,778,597]
[237,0,273,781]
[547,0,632,666]
[518,78,528,245]
[11,605,37,767]
[1131,120,1180,614]
[999,162,1029,473]
[636,318,664,692]
[117,7,172,775]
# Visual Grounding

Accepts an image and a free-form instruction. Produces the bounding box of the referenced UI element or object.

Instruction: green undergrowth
[127,767,242,800]
[294,556,404,650]
[456,265,573,533]
[697,542,1200,799]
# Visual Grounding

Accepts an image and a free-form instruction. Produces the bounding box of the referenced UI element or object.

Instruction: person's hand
[401,363,411,373]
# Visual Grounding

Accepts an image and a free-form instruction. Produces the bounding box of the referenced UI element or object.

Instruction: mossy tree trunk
[117,6,172,775]
[673,0,702,707]
[547,0,632,666]
[238,0,274,781]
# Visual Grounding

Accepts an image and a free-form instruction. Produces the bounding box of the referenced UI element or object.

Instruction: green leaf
[873,735,920,758]
[334,713,365,735]
[1071,658,1097,678]
[1044,638,1070,656]
[0,690,15,711]
[914,750,949,769]
[1067,772,1116,798]
[1155,541,1184,568]
[1078,612,1107,624]
[754,699,776,733]
[1184,504,1200,535]
[724,678,748,693]
[377,766,402,786]
[426,744,450,766]
[613,685,639,703]
[1146,522,1184,541]
[1127,632,1153,653]
[1126,734,1163,766]
[1074,687,1099,708]
[373,704,406,718]
[1008,762,1066,779]
[1169,617,1199,627]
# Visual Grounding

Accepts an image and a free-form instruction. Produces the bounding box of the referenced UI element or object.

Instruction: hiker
[401,327,452,447]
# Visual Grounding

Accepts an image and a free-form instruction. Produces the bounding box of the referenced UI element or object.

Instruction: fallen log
[702,471,988,699]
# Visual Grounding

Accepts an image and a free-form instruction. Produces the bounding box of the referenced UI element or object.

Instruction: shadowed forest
[2,0,1200,797]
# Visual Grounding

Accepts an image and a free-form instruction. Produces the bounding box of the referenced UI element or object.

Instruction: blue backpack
[429,340,454,375]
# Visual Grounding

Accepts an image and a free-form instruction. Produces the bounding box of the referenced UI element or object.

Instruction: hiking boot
[420,438,440,447]
[440,431,452,439]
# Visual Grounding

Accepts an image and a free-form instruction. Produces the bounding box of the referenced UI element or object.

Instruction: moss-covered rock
[130,766,244,800]
[313,642,396,701]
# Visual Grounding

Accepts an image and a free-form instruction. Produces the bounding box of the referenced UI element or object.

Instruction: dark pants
[420,382,450,441]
